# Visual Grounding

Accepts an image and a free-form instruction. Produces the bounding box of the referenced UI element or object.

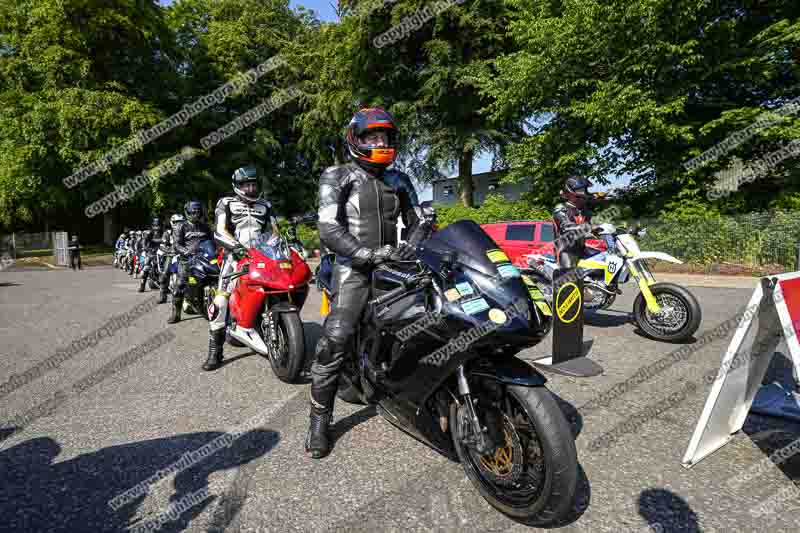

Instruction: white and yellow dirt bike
[522,223,702,342]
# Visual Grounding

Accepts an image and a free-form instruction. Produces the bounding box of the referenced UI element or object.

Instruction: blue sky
[158,0,633,199]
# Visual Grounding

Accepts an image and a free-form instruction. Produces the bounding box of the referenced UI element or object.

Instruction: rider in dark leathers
[552,176,610,269]
[68,235,81,270]
[305,107,429,459]
[138,218,163,293]
[206,165,279,371]
[169,201,213,324]
[158,214,185,304]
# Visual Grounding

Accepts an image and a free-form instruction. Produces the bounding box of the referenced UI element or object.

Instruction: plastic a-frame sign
[682,273,800,468]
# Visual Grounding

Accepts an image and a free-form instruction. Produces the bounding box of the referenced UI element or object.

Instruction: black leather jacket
[174,220,213,257]
[143,230,162,252]
[317,162,425,266]
[552,202,592,252]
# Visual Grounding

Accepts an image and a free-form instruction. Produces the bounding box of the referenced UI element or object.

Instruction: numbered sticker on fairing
[456,282,474,296]
[461,297,490,315]
[498,264,520,279]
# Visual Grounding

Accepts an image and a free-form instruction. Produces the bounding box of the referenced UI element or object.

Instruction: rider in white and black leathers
[158,214,185,304]
[305,107,429,459]
[205,165,279,371]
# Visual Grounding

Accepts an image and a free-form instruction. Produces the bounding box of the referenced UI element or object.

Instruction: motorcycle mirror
[440,251,456,274]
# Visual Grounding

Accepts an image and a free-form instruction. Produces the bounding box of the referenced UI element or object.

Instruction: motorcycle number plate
[279,262,292,269]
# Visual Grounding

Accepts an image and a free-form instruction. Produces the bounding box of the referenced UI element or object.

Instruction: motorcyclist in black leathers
[158,214,185,304]
[169,201,213,324]
[138,218,163,293]
[552,176,609,269]
[206,165,279,371]
[68,235,81,270]
[305,107,430,459]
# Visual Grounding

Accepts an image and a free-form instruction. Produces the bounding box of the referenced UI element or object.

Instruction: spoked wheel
[451,384,577,525]
[633,282,701,342]
[262,312,305,383]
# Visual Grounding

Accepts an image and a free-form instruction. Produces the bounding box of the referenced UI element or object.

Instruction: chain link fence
[629,211,800,275]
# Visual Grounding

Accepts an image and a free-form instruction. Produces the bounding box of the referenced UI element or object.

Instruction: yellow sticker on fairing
[528,287,545,301]
[486,249,509,263]
[188,276,197,285]
[279,262,292,269]
[210,259,218,264]
[535,301,552,316]
[522,275,536,286]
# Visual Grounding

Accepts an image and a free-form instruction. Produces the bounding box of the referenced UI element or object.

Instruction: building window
[443,186,453,196]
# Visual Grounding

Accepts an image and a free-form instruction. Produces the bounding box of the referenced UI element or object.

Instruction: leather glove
[351,245,396,268]
[370,244,396,266]
[395,242,417,261]
[232,245,248,260]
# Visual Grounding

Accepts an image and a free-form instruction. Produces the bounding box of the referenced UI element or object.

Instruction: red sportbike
[219,234,312,383]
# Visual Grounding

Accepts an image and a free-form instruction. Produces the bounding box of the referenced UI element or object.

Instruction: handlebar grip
[373,286,407,306]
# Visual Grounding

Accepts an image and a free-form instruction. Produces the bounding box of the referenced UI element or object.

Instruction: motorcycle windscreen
[418,220,502,278]
[251,234,290,261]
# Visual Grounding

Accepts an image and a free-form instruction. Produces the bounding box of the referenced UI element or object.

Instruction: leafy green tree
[482,0,800,213]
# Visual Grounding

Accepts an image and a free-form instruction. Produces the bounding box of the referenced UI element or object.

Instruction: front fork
[628,259,661,313]
[456,365,501,455]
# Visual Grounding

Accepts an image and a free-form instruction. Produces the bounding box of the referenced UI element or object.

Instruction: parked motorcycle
[329,220,579,525]
[523,223,702,342]
[219,232,312,383]
[167,240,220,318]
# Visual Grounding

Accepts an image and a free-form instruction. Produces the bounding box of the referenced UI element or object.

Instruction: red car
[481,220,607,268]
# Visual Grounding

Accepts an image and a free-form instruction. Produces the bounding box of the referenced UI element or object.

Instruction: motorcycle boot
[305,389,335,459]
[306,336,344,459]
[168,296,182,324]
[158,284,169,304]
[203,329,225,371]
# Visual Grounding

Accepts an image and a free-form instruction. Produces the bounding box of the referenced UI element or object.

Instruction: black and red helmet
[561,176,593,208]
[345,107,399,169]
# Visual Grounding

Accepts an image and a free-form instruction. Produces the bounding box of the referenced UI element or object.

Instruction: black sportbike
[331,220,582,525]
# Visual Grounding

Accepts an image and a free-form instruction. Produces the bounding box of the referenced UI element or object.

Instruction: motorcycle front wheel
[450,384,577,525]
[633,282,701,342]
[265,312,305,383]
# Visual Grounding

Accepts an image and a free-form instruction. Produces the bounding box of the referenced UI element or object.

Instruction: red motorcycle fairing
[228,247,312,329]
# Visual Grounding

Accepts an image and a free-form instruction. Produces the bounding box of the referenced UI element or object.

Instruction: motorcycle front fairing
[378,221,547,408]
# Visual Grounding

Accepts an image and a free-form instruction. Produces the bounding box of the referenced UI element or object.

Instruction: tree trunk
[459,148,474,207]
[333,138,345,165]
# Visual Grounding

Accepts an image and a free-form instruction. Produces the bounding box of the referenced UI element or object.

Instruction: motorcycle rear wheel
[450,384,577,525]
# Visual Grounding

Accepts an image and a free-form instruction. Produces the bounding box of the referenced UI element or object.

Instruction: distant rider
[158,214,185,304]
[552,176,609,269]
[138,218,163,293]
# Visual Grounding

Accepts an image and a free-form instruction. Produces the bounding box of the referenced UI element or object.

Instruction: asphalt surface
[2,266,800,532]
